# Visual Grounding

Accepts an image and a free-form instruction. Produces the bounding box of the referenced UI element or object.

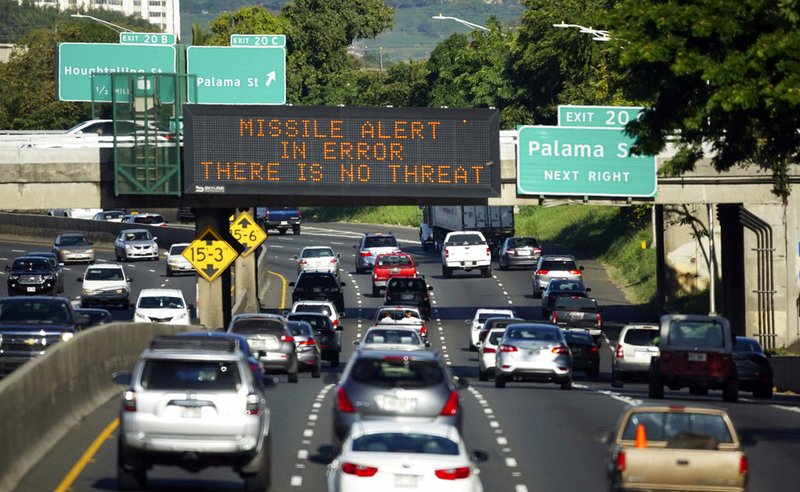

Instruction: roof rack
[149,335,237,352]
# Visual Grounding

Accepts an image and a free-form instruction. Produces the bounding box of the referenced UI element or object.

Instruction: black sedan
[563,330,599,379]
[733,336,773,398]
[541,278,591,318]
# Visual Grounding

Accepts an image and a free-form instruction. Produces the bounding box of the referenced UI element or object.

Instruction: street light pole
[432,14,489,32]
[70,14,132,33]
[552,21,610,41]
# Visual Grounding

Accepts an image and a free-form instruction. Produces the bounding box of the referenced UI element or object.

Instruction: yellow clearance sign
[183,226,238,282]
[229,211,267,257]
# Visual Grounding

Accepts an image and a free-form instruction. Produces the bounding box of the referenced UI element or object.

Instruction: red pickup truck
[371,253,417,296]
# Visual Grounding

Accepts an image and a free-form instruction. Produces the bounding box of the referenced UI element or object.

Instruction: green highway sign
[517,126,656,198]
[57,43,176,102]
[230,34,286,47]
[558,105,644,129]
[119,32,176,45]
[186,46,286,104]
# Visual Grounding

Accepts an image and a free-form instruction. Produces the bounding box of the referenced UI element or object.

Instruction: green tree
[190,22,212,45]
[206,6,288,46]
[609,0,800,200]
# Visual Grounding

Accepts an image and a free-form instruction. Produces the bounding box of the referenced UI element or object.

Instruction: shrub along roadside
[302,204,657,309]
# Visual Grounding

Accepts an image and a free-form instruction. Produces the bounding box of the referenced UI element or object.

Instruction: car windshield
[85,268,124,281]
[169,245,187,255]
[446,233,484,245]
[293,304,332,316]
[506,327,561,341]
[387,278,426,293]
[509,237,539,248]
[141,360,241,391]
[555,298,597,311]
[377,255,412,267]
[667,320,726,349]
[351,357,444,388]
[138,296,184,309]
[230,318,285,335]
[133,215,164,224]
[0,300,71,325]
[734,338,763,353]
[541,260,577,271]
[624,328,660,346]
[548,280,584,291]
[288,322,313,337]
[364,329,421,345]
[352,433,459,455]
[124,231,152,241]
[12,258,51,272]
[364,236,397,248]
[622,411,733,444]
[302,248,334,258]
[478,312,511,323]
[60,235,89,246]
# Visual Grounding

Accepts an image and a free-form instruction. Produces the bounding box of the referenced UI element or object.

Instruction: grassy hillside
[303,204,657,306]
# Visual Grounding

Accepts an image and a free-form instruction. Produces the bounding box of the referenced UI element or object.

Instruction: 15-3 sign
[183,227,239,282]
[229,211,267,257]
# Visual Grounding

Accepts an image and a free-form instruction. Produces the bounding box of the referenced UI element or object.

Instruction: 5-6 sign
[229,211,267,257]
[183,226,238,282]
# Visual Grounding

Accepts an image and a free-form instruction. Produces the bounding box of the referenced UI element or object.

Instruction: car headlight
[44,275,54,280]
[86,249,95,255]
[115,288,128,295]
[174,312,188,320]
[81,288,94,295]
[9,275,19,281]
[134,312,148,321]
[60,332,74,342]
[125,245,134,251]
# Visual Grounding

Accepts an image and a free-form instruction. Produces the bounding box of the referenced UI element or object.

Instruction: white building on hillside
[26,0,180,36]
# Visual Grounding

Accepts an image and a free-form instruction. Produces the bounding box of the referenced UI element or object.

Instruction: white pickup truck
[441,231,492,278]
[600,405,750,492]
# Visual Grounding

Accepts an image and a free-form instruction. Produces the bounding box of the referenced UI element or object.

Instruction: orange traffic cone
[635,423,647,448]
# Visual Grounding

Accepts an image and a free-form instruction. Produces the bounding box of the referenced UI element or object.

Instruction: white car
[372,305,428,341]
[294,246,341,277]
[289,300,343,330]
[164,243,194,276]
[356,325,428,351]
[77,263,132,309]
[327,421,483,492]
[134,288,191,325]
[465,308,515,350]
[477,327,506,381]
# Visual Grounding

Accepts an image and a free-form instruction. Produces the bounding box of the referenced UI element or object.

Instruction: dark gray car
[531,255,584,298]
[541,278,591,318]
[332,349,463,448]
[498,236,543,270]
[287,320,321,378]
[227,313,299,383]
[286,312,342,367]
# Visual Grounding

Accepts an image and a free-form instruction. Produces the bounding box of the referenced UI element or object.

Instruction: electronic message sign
[183,105,501,199]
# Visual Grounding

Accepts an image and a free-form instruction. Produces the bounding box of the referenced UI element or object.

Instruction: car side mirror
[288,282,295,287]
[77,277,83,282]
[128,278,133,283]
[336,253,341,258]
[471,450,489,463]
[88,241,94,246]
[579,266,585,271]
[586,287,592,292]
[455,376,469,389]
[152,237,158,242]
[340,282,346,287]
[428,286,433,291]
[592,428,613,444]
[353,340,361,346]
[352,244,357,249]
[475,341,482,348]
[187,304,195,311]
[339,312,346,319]
[292,255,298,260]
[112,371,131,386]
[425,342,431,348]
[4,265,9,272]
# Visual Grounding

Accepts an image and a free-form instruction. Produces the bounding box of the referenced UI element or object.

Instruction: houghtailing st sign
[182,227,239,282]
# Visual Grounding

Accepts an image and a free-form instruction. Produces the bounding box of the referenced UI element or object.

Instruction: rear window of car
[288,314,331,330]
[351,357,444,388]
[548,280,584,291]
[133,215,164,224]
[506,327,561,341]
[352,433,459,455]
[388,278,426,293]
[622,411,733,444]
[298,274,338,288]
[667,320,726,349]
[487,330,505,345]
[364,329,421,345]
[554,297,597,311]
[376,255,413,267]
[564,331,594,344]
[288,321,313,337]
[509,237,539,248]
[364,236,397,248]
[446,233,484,244]
[302,248,334,258]
[734,338,762,353]
[541,260,577,271]
[230,318,285,335]
[624,328,659,346]
[293,304,333,316]
[141,360,241,391]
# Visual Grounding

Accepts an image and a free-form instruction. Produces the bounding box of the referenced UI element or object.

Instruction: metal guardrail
[0,134,179,148]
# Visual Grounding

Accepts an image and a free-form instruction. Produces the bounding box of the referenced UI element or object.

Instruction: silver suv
[112,335,272,491]
[531,255,584,298]
[353,233,400,273]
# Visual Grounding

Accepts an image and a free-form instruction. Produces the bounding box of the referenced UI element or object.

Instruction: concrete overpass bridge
[1,129,799,349]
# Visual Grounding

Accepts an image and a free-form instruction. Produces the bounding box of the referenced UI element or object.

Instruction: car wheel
[494,375,506,388]
[355,264,364,274]
[166,267,173,277]
[115,253,122,262]
[648,363,664,399]
[754,384,773,399]
[312,366,321,378]
[532,287,542,299]
[442,265,451,278]
[722,378,738,403]
[243,433,272,492]
[288,369,298,383]
[293,227,300,235]
[372,285,380,297]
[499,258,508,271]
[331,352,340,367]
[611,368,624,388]
[542,308,550,319]
[561,378,573,390]
[587,367,600,379]
[481,266,492,278]
[279,228,287,235]
[478,368,488,382]
[117,440,146,491]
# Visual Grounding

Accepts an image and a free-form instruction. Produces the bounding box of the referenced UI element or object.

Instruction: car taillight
[264,210,269,220]
[342,462,378,477]
[485,246,490,256]
[297,210,302,218]
[597,313,603,328]
[420,324,427,336]
[330,258,338,264]
[615,450,626,472]
[569,269,582,275]
[483,347,496,353]
[440,391,459,416]
[445,248,449,258]
[333,319,339,329]
[551,311,558,323]
[435,466,470,480]
[281,335,294,343]
[590,345,598,354]
[739,455,748,476]
[533,248,542,254]
[500,344,518,352]
[122,390,136,412]
[552,345,570,355]
[506,249,516,255]
[246,393,260,415]
[337,387,355,413]
[360,251,372,257]
[300,339,316,346]
[298,259,308,265]
[615,343,624,359]
[250,362,259,374]
[536,269,549,275]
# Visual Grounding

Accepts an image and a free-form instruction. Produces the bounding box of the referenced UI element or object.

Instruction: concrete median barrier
[771,356,800,393]
[0,322,190,492]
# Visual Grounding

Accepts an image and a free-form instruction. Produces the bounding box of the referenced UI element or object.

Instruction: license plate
[375,395,417,412]
[688,352,707,362]
[517,249,531,256]
[26,287,36,292]
[569,311,584,319]
[280,221,288,225]
[401,294,415,300]
[394,474,419,488]
[249,339,268,350]
[181,407,201,418]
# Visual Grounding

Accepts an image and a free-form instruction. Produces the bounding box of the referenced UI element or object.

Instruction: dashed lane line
[290,383,335,487]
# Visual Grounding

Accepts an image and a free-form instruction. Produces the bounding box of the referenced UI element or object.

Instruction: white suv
[134,288,191,325]
[78,263,132,309]
[465,308,515,351]
[113,335,272,491]
[611,323,660,388]
[288,299,343,331]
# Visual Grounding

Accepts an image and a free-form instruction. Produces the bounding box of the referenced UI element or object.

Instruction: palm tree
[191,22,211,46]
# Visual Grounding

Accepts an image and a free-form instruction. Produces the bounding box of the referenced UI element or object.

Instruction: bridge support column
[233,208,260,315]
[195,208,233,330]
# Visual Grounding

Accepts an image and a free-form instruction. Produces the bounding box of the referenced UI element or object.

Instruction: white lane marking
[771,404,800,415]
[574,383,643,406]
[497,436,508,445]
[490,421,499,428]
[11,249,26,253]
[505,457,518,467]
[297,449,308,460]
[516,485,529,492]
[271,244,284,248]
[290,476,303,487]
[303,429,314,437]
